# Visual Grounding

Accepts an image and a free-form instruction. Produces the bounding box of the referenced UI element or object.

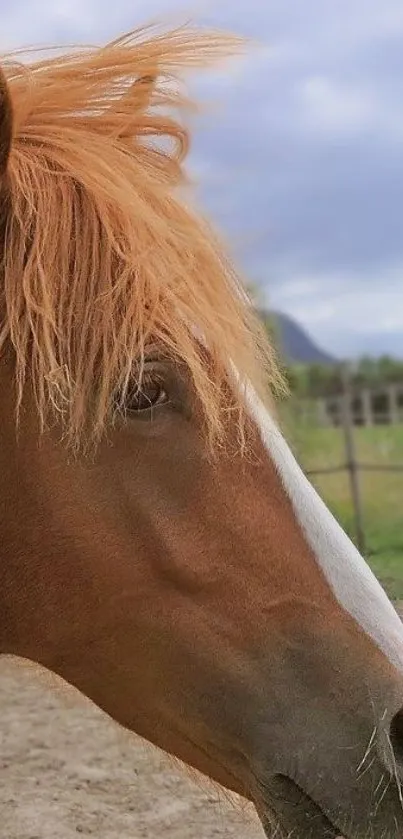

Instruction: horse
[1,22,403,839]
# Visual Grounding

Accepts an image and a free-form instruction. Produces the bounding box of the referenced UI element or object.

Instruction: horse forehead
[244,384,403,673]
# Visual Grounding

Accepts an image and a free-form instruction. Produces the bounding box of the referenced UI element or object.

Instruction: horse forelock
[0,24,285,452]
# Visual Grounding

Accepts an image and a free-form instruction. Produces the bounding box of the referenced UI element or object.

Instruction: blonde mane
[0,24,285,451]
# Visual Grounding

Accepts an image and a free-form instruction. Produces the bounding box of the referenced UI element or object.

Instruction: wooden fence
[302,368,403,555]
[300,381,403,428]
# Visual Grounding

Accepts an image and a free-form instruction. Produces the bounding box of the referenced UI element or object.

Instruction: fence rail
[306,462,403,476]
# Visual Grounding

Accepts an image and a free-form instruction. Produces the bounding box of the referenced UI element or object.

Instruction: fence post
[340,365,366,554]
[388,383,400,425]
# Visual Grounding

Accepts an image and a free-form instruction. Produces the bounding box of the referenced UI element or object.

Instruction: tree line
[284,356,403,398]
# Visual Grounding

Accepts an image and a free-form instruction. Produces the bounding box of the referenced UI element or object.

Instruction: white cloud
[274,277,324,300]
[270,262,403,341]
[296,76,375,137]
[293,74,403,147]
[0,0,168,49]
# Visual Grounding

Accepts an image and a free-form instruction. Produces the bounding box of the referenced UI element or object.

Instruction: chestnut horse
[1,24,403,839]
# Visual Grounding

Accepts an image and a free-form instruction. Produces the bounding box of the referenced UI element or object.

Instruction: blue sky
[2,0,403,357]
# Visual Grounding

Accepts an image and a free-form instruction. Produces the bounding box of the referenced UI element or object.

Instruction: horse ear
[0,69,13,177]
[108,73,156,137]
[134,74,156,107]
[126,73,156,115]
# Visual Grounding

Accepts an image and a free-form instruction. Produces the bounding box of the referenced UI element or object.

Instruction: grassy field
[282,410,403,599]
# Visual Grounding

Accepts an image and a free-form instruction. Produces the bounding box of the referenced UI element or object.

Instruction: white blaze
[246,388,403,672]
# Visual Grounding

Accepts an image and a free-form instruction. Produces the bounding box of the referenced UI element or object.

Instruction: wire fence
[299,369,403,556]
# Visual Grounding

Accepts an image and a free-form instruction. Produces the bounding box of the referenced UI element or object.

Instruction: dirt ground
[0,657,263,839]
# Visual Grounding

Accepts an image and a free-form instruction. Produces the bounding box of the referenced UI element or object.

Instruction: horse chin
[255,774,346,838]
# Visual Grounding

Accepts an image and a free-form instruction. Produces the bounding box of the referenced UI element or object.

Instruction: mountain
[259,309,337,366]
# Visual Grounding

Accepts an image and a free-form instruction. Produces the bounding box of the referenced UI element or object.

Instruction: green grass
[281,411,403,599]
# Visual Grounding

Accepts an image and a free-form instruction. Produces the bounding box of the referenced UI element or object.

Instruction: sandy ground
[0,657,263,839]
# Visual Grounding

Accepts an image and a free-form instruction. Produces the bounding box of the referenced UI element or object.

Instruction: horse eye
[125,376,169,414]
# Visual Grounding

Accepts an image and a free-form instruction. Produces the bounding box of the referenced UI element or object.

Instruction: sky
[1,0,403,358]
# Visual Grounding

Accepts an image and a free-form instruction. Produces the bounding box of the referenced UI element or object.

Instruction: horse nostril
[389,708,403,771]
